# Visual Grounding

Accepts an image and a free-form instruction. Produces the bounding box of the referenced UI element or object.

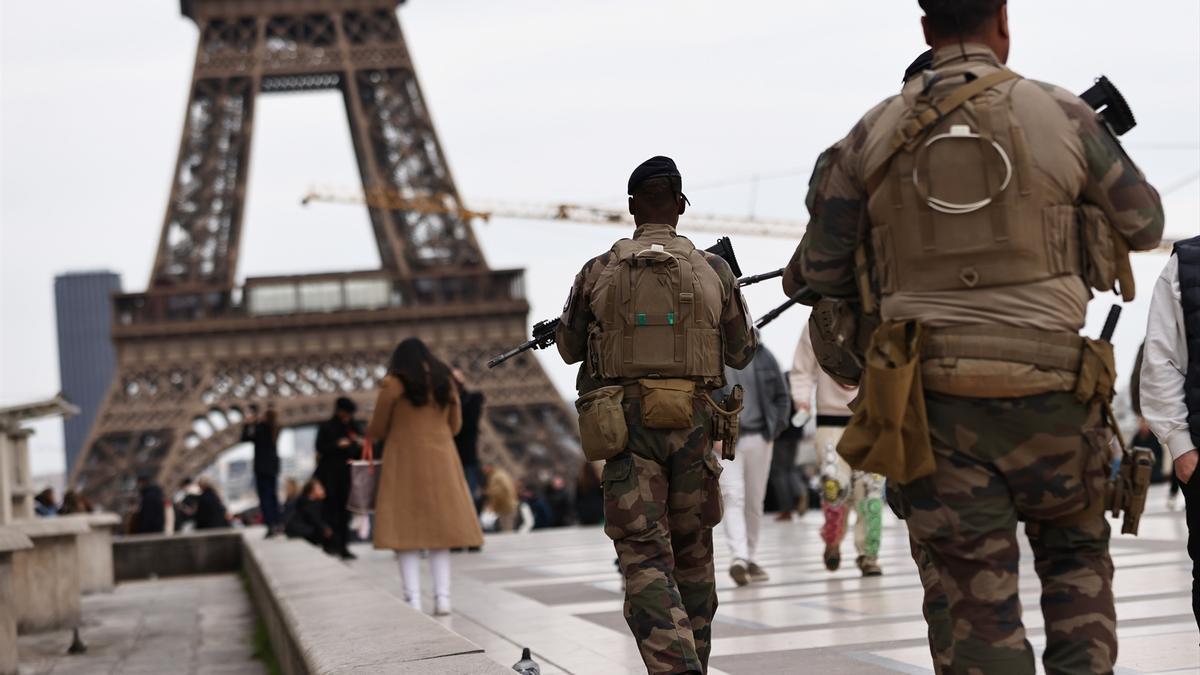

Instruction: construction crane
[301,186,1186,252]
[300,186,808,239]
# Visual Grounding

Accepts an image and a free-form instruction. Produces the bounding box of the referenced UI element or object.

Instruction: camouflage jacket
[556,223,757,395]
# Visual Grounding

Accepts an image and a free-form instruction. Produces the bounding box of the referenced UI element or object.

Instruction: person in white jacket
[790,324,885,576]
[1140,236,1199,630]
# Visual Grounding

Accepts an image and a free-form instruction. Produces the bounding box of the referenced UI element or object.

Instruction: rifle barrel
[737,268,784,287]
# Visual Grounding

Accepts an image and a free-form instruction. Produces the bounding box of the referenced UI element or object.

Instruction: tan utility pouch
[575,386,628,462]
[1079,205,1117,293]
[639,379,696,430]
[837,321,935,485]
[1074,338,1117,405]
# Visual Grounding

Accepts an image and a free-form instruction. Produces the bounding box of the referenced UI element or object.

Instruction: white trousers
[397,549,451,610]
[720,433,774,562]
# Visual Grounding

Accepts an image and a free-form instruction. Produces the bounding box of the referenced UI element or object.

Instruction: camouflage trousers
[899,391,1116,674]
[602,396,723,675]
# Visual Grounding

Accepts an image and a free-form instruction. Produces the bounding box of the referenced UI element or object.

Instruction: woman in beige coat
[368,338,483,615]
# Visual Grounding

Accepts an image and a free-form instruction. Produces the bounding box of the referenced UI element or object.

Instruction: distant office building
[55,271,122,476]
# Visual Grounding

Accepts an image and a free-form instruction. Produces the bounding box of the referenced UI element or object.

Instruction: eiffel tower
[71,0,579,507]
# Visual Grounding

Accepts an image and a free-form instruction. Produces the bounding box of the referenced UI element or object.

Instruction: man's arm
[1048,86,1164,250]
[1140,255,1196,479]
[792,111,878,299]
[717,260,757,369]
[759,347,793,435]
[555,255,605,365]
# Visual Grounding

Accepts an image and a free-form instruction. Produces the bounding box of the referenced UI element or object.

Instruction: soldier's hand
[1175,449,1198,485]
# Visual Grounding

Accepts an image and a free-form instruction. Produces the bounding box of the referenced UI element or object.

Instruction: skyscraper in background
[55,271,121,475]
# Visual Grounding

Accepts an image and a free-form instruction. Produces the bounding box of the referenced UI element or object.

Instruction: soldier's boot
[856,555,882,577]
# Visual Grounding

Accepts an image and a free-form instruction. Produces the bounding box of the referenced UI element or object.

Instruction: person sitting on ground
[194,477,231,530]
[284,479,334,549]
[57,490,91,516]
[34,488,58,517]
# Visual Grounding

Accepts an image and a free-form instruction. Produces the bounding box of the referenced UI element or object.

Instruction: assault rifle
[488,237,769,368]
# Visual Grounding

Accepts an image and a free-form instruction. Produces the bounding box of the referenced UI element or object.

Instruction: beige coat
[368,375,483,551]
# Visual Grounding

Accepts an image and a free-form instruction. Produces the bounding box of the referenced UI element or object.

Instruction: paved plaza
[354,484,1197,674]
[18,575,266,675]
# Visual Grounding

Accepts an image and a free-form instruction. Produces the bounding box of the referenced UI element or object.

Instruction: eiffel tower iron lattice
[71,0,580,508]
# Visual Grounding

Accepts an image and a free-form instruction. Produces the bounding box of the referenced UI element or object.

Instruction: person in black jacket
[285,479,334,549]
[130,476,166,534]
[242,404,282,536]
[194,477,231,530]
[452,370,485,511]
[314,397,363,559]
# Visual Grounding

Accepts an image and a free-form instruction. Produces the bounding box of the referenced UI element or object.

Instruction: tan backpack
[587,236,725,381]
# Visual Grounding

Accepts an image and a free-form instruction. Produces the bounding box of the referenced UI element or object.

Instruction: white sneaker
[434,596,452,616]
[404,594,421,612]
[1168,495,1180,511]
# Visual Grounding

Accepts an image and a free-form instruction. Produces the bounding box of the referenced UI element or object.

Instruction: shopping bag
[347,439,381,514]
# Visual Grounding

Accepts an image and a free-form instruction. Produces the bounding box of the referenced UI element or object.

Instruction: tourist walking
[719,339,791,586]
[483,464,518,532]
[1141,235,1200,630]
[368,338,483,616]
[790,324,884,576]
[315,397,364,559]
[242,404,282,536]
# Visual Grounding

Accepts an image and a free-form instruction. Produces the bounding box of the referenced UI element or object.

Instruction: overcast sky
[2,1,1197,477]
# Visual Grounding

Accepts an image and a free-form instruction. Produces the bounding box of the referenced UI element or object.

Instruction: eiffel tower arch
[71,0,580,507]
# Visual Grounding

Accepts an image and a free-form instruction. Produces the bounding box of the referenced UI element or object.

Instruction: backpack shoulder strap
[866,69,1020,194]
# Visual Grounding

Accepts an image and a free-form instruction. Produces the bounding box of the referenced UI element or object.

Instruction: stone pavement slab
[350,483,1197,674]
[17,574,265,675]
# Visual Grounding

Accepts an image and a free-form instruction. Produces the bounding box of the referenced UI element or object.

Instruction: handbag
[347,438,382,514]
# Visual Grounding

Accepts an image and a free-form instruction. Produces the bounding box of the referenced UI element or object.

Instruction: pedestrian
[554,156,756,674]
[34,488,58,517]
[174,477,201,533]
[575,462,604,526]
[284,479,334,550]
[719,338,791,586]
[452,369,485,511]
[784,1,1163,670]
[768,372,809,521]
[790,324,885,576]
[367,337,483,615]
[130,475,167,534]
[1140,235,1200,630]
[483,464,518,532]
[314,396,364,559]
[242,404,282,536]
[194,477,231,529]
[58,490,91,516]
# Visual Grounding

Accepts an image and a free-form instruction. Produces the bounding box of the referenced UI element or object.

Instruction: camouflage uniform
[558,222,756,674]
[789,44,1164,673]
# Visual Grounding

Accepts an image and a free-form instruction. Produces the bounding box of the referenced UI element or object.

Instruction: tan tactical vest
[587,236,725,381]
[863,68,1083,298]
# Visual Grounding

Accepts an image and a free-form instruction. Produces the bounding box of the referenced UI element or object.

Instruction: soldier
[786,2,1164,673]
[556,156,756,674]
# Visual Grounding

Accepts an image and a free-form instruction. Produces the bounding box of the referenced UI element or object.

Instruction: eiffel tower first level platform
[71,0,580,508]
